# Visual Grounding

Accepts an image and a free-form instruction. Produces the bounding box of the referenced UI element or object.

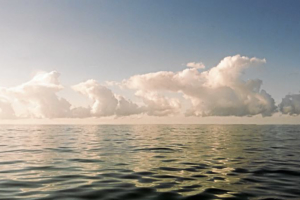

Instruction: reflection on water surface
[0,125,300,199]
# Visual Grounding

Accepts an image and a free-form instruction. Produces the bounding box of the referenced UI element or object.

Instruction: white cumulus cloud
[0,71,72,118]
[72,79,143,117]
[122,55,276,117]
[2,55,298,120]
[135,91,181,116]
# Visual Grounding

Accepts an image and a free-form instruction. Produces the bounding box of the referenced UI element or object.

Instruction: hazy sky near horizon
[0,0,300,123]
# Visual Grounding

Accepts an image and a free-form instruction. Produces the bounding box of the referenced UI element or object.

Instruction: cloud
[2,54,298,120]
[73,80,118,117]
[115,95,144,116]
[0,71,182,119]
[122,55,276,117]
[279,94,300,115]
[186,62,205,69]
[72,80,180,117]
[135,91,181,116]
[0,71,72,118]
[72,79,143,117]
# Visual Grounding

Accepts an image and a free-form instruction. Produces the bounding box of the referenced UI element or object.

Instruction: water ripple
[0,125,300,199]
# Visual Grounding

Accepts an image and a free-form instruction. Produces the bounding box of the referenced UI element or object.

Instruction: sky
[0,0,300,124]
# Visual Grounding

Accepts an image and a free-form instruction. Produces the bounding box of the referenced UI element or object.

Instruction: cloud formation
[122,55,276,117]
[135,91,181,116]
[73,79,143,117]
[186,62,205,69]
[279,94,300,115]
[0,54,299,119]
[72,80,180,117]
[0,71,72,118]
[0,71,182,119]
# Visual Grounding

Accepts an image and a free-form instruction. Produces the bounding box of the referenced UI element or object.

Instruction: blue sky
[0,0,300,123]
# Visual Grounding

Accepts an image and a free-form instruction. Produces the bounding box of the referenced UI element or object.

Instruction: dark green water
[0,125,300,200]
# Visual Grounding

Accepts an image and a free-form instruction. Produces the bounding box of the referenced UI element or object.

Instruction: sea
[0,125,299,200]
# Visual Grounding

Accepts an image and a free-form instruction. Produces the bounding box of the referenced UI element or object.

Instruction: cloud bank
[122,55,275,117]
[0,55,298,119]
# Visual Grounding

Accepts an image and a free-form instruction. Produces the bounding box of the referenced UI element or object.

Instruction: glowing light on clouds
[0,55,298,119]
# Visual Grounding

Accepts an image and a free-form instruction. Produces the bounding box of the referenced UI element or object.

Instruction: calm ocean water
[0,125,300,200]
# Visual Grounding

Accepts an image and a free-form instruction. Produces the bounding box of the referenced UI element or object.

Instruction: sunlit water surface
[0,125,300,200]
